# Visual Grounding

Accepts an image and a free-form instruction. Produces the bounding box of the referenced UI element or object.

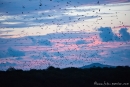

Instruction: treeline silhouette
[0,66,130,87]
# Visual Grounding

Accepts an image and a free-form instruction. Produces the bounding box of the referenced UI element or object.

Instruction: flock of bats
[0,0,129,69]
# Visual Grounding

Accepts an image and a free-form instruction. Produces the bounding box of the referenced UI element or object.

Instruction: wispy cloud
[1,1,130,28]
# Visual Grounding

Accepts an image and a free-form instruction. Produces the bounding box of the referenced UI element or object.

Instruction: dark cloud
[98,27,115,42]
[98,27,130,42]
[28,37,37,45]
[119,28,130,41]
[31,55,41,60]
[38,40,52,46]
[113,34,120,41]
[0,51,6,58]
[7,47,25,57]
[42,52,50,57]
[28,37,53,46]
[54,52,64,58]
[123,49,130,58]
[76,40,88,45]
[16,57,23,60]
[0,62,17,71]
[0,62,16,67]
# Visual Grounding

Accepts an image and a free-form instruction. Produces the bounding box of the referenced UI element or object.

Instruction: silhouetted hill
[81,63,115,69]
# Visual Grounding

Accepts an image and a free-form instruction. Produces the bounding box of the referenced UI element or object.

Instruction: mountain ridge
[81,63,115,69]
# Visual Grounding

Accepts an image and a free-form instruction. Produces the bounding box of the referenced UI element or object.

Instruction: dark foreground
[0,66,130,87]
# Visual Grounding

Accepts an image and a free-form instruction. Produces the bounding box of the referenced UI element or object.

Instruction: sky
[0,0,130,70]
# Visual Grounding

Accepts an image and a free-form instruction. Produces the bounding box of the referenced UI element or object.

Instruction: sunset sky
[0,0,130,70]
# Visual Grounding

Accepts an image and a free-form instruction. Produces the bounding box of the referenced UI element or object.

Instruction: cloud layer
[0,27,130,70]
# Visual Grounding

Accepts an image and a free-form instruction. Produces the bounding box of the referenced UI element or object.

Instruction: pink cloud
[12,33,130,53]
[84,33,130,50]
[100,42,130,48]
[87,41,130,51]
[53,43,65,47]
[87,35,102,47]
[113,25,130,29]
[50,44,80,52]
[51,38,79,43]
